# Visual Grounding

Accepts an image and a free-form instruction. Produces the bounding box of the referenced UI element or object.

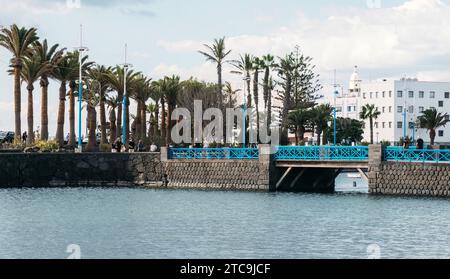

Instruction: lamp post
[76,24,89,152]
[120,44,133,146]
[242,76,250,147]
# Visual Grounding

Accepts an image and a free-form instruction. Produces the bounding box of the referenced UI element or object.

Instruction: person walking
[22,132,27,143]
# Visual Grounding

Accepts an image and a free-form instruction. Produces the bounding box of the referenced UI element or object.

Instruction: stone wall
[0,153,163,188]
[368,144,450,197]
[369,162,450,197]
[161,145,274,192]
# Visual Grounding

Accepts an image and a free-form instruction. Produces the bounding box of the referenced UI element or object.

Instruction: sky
[1,0,450,136]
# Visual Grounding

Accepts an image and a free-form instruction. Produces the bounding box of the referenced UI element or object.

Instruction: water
[0,176,450,259]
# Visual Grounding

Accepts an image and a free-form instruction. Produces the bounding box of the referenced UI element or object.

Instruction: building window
[430,91,435,98]
[389,91,392,98]
[419,91,424,98]
[382,92,385,98]
[389,106,392,113]
[376,92,379,98]
[374,122,379,129]
[439,101,444,107]
[382,122,386,129]
[445,92,450,99]
[353,106,357,112]
[397,106,403,113]
[397,122,403,129]
[363,93,366,99]
[419,106,424,113]
[347,106,352,112]
[389,122,392,128]
[397,91,403,98]
[445,115,450,121]
[370,92,373,99]
[439,130,444,137]
[382,107,385,113]
[408,106,414,113]
[409,91,414,98]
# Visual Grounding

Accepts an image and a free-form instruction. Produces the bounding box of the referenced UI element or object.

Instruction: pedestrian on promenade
[416,138,424,150]
[22,132,27,143]
[137,140,145,152]
[114,138,122,153]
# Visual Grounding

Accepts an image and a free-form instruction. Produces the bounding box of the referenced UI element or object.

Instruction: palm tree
[288,109,311,145]
[83,83,100,152]
[152,80,167,144]
[231,54,253,107]
[417,108,450,145]
[311,104,333,146]
[35,40,65,141]
[260,54,276,109]
[223,82,240,108]
[106,95,119,144]
[162,75,181,144]
[87,65,112,144]
[130,74,152,142]
[252,57,263,140]
[149,81,163,139]
[359,104,381,144]
[106,66,139,143]
[51,52,79,146]
[19,55,52,145]
[198,37,232,109]
[0,25,39,142]
[266,77,275,129]
[147,103,158,140]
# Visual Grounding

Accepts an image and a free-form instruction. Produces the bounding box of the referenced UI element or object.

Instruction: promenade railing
[384,147,450,163]
[168,148,259,160]
[274,146,369,161]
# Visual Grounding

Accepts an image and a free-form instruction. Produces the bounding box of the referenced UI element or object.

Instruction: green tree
[106,95,119,144]
[19,55,52,145]
[198,37,232,109]
[326,118,364,145]
[417,108,450,145]
[231,53,253,107]
[0,25,39,142]
[288,109,311,145]
[34,40,65,141]
[311,104,333,145]
[359,104,381,144]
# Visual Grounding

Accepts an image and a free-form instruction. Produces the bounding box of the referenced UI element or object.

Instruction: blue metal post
[78,80,82,149]
[242,105,246,147]
[333,107,337,146]
[122,96,126,145]
[403,108,407,139]
[412,122,415,143]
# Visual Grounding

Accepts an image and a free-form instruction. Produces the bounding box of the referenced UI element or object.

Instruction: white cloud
[0,0,72,15]
[157,0,450,74]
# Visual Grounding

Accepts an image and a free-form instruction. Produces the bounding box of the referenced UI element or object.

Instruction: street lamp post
[242,76,250,147]
[121,44,133,146]
[76,24,89,152]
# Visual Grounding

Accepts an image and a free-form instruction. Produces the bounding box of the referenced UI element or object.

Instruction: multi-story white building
[325,66,450,144]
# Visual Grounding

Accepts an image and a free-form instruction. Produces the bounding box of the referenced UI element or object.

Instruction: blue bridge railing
[384,147,450,163]
[168,148,259,160]
[274,146,369,161]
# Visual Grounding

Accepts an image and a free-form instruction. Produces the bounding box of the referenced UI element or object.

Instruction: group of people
[403,138,425,150]
[112,138,158,153]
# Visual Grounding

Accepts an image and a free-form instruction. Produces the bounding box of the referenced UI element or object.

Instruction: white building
[326,66,450,144]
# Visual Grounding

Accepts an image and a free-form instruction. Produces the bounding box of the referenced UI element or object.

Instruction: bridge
[166,145,450,193]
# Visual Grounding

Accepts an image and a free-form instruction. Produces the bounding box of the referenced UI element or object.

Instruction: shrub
[99,143,112,153]
[34,140,59,152]
[380,140,391,147]
[360,141,370,146]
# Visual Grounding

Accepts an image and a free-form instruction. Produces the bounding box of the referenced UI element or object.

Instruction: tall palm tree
[51,52,79,146]
[19,55,52,145]
[252,57,263,140]
[149,81,163,139]
[0,25,39,142]
[266,77,275,129]
[359,104,381,144]
[198,37,232,109]
[83,82,100,152]
[312,104,333,146]
[162,75,181,144]
[231,53,253,107]
[417,108,450,146]
[130,74,152,142]
[106,95,119,145]
[87,65,112,144]
[35,40,65,141]
[147,103,158,140]
[152,80,166,144]
[261,54,276,109]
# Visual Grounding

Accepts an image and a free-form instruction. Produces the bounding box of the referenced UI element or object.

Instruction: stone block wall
[369,162,450,197]
[0,153,163,188]
[163,160,271,191]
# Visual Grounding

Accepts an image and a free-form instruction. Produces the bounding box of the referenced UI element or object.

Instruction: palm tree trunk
[370,117,374,144]
[68,81,76,147]
[86,105,97,152]
[14,66,21,142]
[253,70,260,142]
[430,129,436,146]
[40,78,49,141]
[109,108,116,144]
[246,72,252,107]
[56,81,66,147]
[166,105,173,145]
[27,86,34,145]
[263,69,269,108]
[154,103,160,138]
[135,101,142,141]
[116,94,123,140]
[267,88,272,130]
[141,101,147,141]
[125,96,130,149]
[217,64,223,109]
[99,92,107,144]
[317,131,321,146]
[294,126,299,145]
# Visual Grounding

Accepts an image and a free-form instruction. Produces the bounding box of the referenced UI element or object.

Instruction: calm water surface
[0,175,449,259]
